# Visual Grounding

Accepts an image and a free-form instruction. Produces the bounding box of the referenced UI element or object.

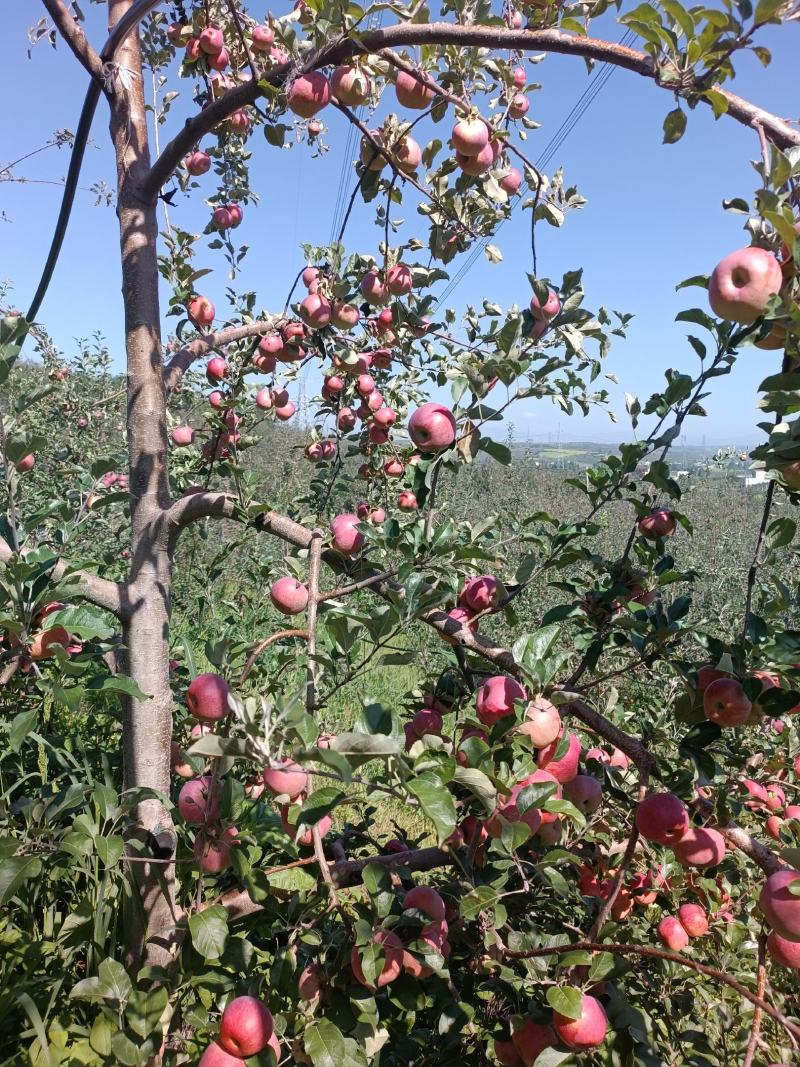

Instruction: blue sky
[1,5,797,446]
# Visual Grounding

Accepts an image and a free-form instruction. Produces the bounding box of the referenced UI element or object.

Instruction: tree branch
[163,320,274,394]
[143,24,800,200]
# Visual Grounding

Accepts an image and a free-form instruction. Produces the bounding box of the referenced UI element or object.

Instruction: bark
[107,0,176,970]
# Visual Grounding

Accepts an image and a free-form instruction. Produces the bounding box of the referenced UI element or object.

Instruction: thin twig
[742,932,767,1067]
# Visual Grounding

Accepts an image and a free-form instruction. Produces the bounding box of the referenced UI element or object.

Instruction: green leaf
[767,517,796,549]
[299,788,346,826]
[662,107,687,144]
[189,905,228,960]
[187,733,251,759]
[479,438,512,465]
[0,854,42,904]
[546,984,584,1019]
[452,766,497,813]
[304,1018,348,1067]
[50,603,115,640]
[97,958,132,1005]
[96,834,125,868]
[266,866,318,892]
[8,709,38,752]
[459,885,502,920]
[86,674,150,701]
[126,986,168,1040]
[407,773,456,844]
[330,732,399,757]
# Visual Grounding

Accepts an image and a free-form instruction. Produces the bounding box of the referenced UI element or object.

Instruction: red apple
[270,577,309,615]
[458,574,505,613]
[759,870,800,941]
[287,72,330,117]
[331,65,371,106]
[673,826,726,869]
[767,929,800,968]
[476,674,527,726]
[708,246,782,323]
[198,26,224,54]
[263,759,308,800]
[518,696,562,748]
[397,490,418,511]
[658,915,690,951]
[298,962,322,998]
[635,792,689,844]
[351,930,404,989]
[178,775,221,824]
[638,507,677,539]
[403,885,446,923]
[565,774,603,814]
[511,1019,554,1066]
[536,730,580,784]
[703,677,751,727]
[194,826,237,873]
[171,425,195,446]
[199,1040,247,1066]
[451,116,489,157]
[552,993,608,1050]
[189,295,215,327]
[186,673,231,722]
[395,70,434,109]
[678,903,709,937]
[219,996,273,1057]
[206,357,228,383]
[408,402,457,452]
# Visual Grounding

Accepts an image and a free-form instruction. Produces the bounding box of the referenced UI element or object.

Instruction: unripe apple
[673,826,726,869]
[219,996,273,1057]
[759,869,800,941]
[703,677,751,727]
[408,402,457,452]
[635,792,690,844]
[263,759,308,800]
[767,928,800,968]
[187,673,231,722]
[708,246,782,324]
[351,930,404,989]
[330,513,364,555]
[678,903,709,937]
[658,915,690,951]
[178,775,221,824]
[287,72,331,117]
[194,826,237,873]
[398,490,418,511]
[198,25,225,54]
[536,730,581,783]
[395,70,434,109]
[518,696,561,747]
[638,507,677,539]
[270,577,309,615]
[565,774,603,814]
[331,65,371,105]
[511,1019,554,1066]
[189,295,215,327]
[552,993,608,1051]
[476,674,527,726]
[186,150,211,175]
[171,425,195,446]
[451,116,489,157]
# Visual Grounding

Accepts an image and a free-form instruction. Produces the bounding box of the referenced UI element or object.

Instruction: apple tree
[2,0,800,1064]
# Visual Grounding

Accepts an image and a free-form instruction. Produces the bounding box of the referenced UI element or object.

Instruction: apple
[186,150,211,175]
[251,24,274,50]
[287,72,330,117]
[451,116,489,157]
[398,490,418,511]
[518,696,561,747]
[529,289,561,322]
[411,708,443,737]
[759,870,800,941]
[635,792,690,844]
[331,301,360,329]
[499,167,522,195]
[459,575,505,613]
[298,962,322,998]
[178,775,221,824]
[767,929,800,968]
[280,804,331,845]
[510,1019,554,1067]
[552,993,608,1050]
[658,915,689,951]
[198,26,225,54]
[299,293,331,328]
[360,270,389,305]
[394,135,422,173]
[403,885,446,923]
[386,264,413,296]
[337,407,357,432]
[199,1040,247,1066]
[184,38,202,64]
[227,109,250,134]
[565,774,603,814]
[673,826,726,868]
[536,730,580,783]
[206,357,227,384]
[255,388,273,411]
[330,513,365,555]
[476,674,527,726]
[208,47,229,71]
[15,454,35,473]
[171,425,195,446]
[708,246,782,323]
[703,677,751,727]
[269,577,309,616]
[373,406,397,428]
[780,461,800,491]
[638,507,677,539]
[189,295,215,327]
[219,996,273,1057]
[512,66,527,87]
[194,826,237,873]
[395,70,434,109]
[508,92,529,118]
[263,759,308,800]
[187,673,231,722]
[678,903,709,937]
[408,402,457,451]
[170,740,194,778]
[455,141,495,176]
[766,783,786,812]
[331,65,371,105]
[697,665,728,691]
[351,930,404,989]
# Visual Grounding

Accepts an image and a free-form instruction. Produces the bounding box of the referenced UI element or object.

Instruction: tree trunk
[108,0,176,970]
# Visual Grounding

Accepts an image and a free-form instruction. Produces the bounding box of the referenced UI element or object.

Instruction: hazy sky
[2,5,797,446]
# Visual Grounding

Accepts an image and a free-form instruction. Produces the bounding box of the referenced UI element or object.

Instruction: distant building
[744,469,769,488]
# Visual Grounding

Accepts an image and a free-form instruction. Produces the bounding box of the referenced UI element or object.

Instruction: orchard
[2,0,800,1065]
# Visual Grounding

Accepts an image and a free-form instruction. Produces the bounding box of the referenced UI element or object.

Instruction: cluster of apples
[198,994,280,1066]
[693,662,799,729]
[578,860,664,921]
[635,791,727,869]
[741,774,800,848]
[1,600,82,673]
[497,993,609,1062]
